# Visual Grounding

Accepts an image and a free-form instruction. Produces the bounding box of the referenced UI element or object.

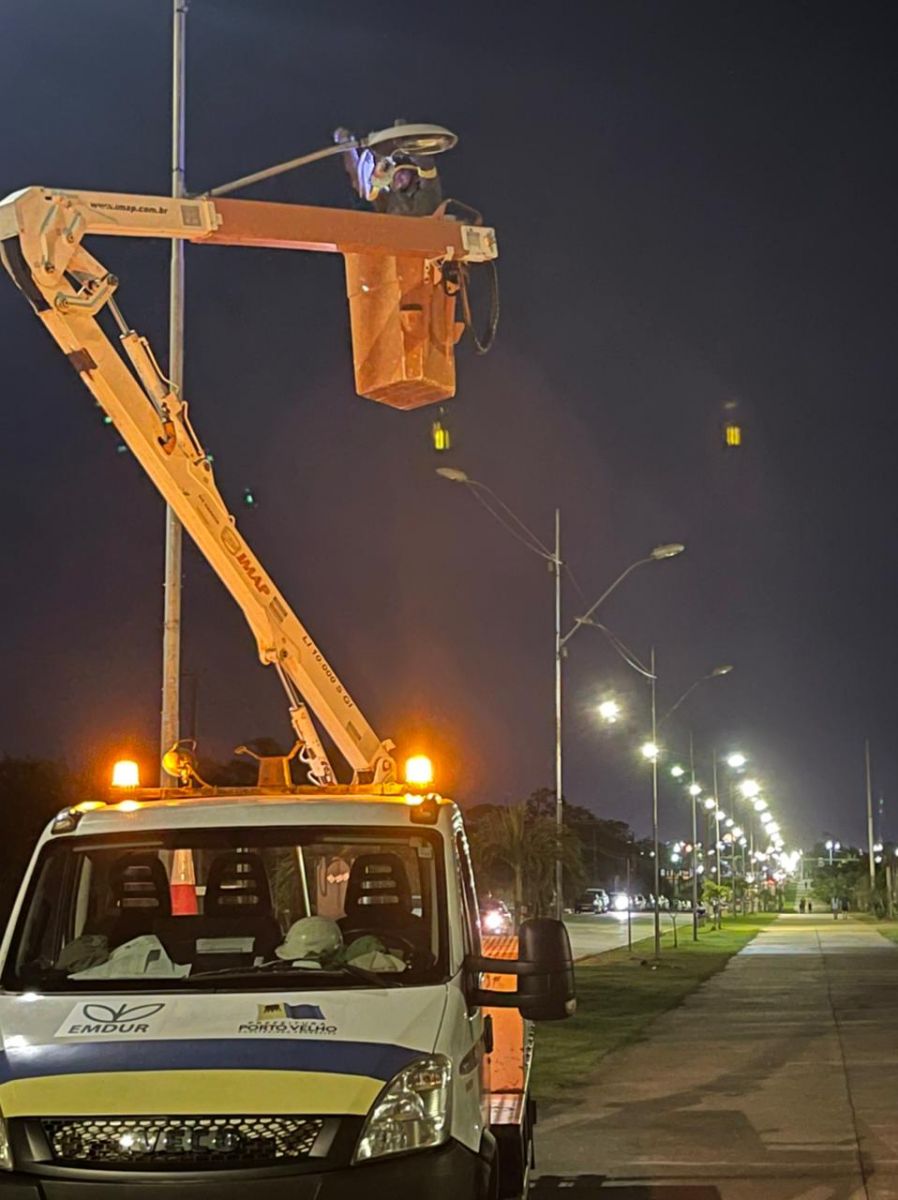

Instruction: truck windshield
[3,825,446,991]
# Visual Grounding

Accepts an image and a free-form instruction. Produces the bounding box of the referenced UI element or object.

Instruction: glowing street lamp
[739,779,761,800]
[688,782,702,798]
[726,752,747,769]
[598,699,622,724]
[641,741,660,762]
[671,765,685,779]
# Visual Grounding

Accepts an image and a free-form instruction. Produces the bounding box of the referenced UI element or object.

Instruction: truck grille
[42,1115,324,1168]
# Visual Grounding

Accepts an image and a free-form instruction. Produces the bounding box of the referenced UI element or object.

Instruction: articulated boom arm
[0,185,495,783]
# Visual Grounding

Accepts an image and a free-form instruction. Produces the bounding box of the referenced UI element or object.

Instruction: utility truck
[0,137,574,1198]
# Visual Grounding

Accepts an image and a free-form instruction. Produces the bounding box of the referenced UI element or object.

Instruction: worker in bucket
[333,122,442,216]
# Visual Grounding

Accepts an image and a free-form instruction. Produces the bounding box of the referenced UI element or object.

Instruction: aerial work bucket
[345,252,463,410]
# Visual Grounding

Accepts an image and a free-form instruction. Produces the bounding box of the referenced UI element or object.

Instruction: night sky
[1,1,896,848]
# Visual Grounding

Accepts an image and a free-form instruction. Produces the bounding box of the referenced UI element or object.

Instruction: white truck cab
[0,786,574,1198]
[0,178,575,1198]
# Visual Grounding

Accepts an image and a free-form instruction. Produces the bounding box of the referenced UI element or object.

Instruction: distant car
[479,897,513,936]
[610,891,630,912]
[632,894,648,911]
[574,887,609,914]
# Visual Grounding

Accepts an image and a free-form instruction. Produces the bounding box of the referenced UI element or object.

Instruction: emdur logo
[82,1003,165,1025]
[66,1002,166,1035]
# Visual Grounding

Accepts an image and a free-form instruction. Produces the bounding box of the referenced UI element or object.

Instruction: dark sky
[1,1,896,849]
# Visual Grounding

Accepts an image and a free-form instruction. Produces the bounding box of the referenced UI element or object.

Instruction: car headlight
[354,1055,451,1163]
[0,1108,12,1171]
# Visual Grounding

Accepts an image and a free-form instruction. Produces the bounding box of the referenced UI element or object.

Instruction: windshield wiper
[187,960,404,987]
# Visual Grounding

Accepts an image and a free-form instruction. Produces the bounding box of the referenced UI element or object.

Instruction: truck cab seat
[94,852,172,948]
[340,852,424,947]
[200,850,281,955]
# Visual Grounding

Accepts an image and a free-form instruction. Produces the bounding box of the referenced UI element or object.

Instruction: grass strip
[532,913,778,1102]
[876,921,898,945]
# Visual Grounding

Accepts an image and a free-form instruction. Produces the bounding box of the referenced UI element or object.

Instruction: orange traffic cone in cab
[170,848,198,916]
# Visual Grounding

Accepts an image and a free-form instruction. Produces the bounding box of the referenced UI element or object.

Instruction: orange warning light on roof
[111,760,140,789]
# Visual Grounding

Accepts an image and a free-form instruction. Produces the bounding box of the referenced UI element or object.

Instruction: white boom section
[0,185,498,785]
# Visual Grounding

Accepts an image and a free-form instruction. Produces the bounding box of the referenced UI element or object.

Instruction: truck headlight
[0,1109,12,1171]
[354,1055,451,1163]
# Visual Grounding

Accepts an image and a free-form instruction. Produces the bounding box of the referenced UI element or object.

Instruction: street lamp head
[363,122,458,157]
[650,543,685,560]
[640,741,660,762]
[753,798,768,813]
[435,467,470,483]
[739,779,761,800]
[598,699,622,724]
[670,765,685,778]
[825,839,833,850]
[704,797,716,810]
[710,664,734,677]
[688,783,702,797]
[726,752,747,769]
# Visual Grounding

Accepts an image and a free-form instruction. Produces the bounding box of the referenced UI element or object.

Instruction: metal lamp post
[159,9,461,781]
[161,0,188,784]
[654,667,733,944]
[437,466,683,919]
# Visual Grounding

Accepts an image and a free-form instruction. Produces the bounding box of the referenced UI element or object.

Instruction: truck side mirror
[467,917,576,1021]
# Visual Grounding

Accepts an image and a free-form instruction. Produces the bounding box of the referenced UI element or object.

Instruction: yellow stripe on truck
[0,1069,381,1118]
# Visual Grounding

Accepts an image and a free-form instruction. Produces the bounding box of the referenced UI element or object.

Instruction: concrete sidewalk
[534,915,898,1199]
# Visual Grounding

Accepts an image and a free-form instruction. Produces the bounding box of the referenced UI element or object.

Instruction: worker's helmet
[275,916,343,962]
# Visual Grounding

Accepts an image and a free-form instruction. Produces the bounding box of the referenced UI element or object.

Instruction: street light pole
[161,0,187,783]
[689,732,699,942]
[713,751,722,889]
[436,469,683,922]
[648,648,662,955]
[553,509,564,919]
[866,738,876,893]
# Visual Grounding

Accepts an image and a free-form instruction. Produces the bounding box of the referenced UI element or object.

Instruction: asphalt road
[564,912,671,959]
